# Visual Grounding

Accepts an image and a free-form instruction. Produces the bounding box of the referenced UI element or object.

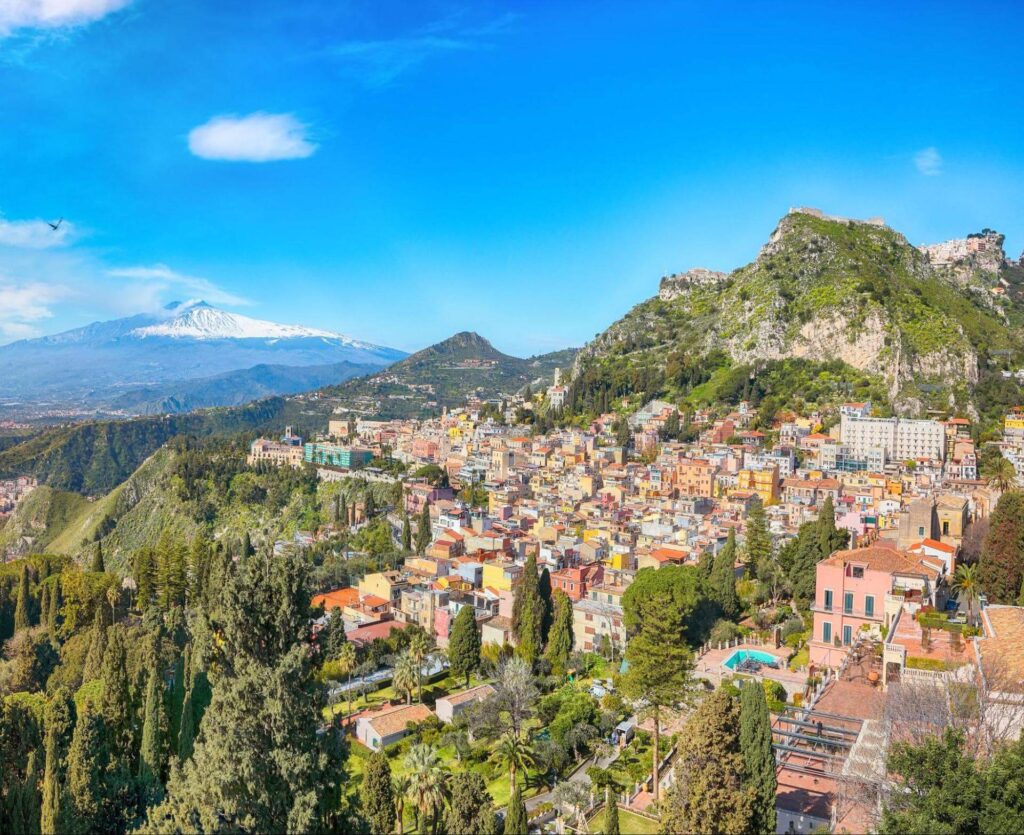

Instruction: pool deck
[695,643,806,696]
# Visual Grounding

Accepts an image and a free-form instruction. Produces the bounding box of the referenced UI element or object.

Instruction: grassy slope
[0,486,89,554]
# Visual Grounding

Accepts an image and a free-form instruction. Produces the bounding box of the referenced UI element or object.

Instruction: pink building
[809,543,941,668]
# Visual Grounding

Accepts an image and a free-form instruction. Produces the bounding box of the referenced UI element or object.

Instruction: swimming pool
[722,649,781,670]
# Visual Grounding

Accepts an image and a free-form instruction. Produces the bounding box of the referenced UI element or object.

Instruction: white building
[840,415,945,464]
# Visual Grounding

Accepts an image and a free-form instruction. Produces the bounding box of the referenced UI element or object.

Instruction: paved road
[524,744,622,812]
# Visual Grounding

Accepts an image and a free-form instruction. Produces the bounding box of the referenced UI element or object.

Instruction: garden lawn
[587,806,660,835]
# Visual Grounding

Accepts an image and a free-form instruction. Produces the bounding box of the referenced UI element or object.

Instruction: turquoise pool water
[722,649,780,670]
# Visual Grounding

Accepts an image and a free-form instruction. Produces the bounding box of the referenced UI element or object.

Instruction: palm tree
[393,773,410,835]
[952,563,982,626]
[987,456,1018,494]
[408,629,431,703]
[495,732,536,795]
[403,744,448,834]
[336,642,357,719]
[392,651,418,706]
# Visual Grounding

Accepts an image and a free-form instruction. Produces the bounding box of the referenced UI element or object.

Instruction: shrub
[709,619,740,646]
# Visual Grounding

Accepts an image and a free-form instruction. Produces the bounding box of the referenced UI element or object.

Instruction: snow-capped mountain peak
[130,302,369,346]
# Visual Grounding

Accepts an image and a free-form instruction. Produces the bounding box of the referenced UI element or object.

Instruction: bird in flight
[48,217,63,231]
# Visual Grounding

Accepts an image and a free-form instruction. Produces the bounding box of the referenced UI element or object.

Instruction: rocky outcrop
[658,268,727,301]
[919,230,1007,286]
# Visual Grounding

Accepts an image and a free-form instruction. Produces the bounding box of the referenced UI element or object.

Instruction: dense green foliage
[979,491,1024,604]
[880,729,1024,834]
[448,603,482,687]
[740,682,777,834]
[511,553,544,665]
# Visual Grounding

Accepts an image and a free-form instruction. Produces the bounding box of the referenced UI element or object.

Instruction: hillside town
[242,388,1024,833]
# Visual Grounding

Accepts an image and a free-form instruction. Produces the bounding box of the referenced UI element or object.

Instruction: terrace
[883,603,976,686]
[695,641,806,699]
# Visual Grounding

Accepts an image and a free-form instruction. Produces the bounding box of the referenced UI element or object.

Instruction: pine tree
[538,567,553,645]
[448,604,481,687]
[504,781,528,835]
[415,501,431,554]
[67,705,110,831]
[363,750,395,835]
[82,607,109,682]
[661,690,755,834]
[740,682,777,834]
[139,664,167,792]
[711,530,741,619]
[14,563,32,632]
[92,541,105,573]
[543,590,574,676]
[41,689,76,835]
[744,498,771,570]
[511,553,544,665]
[603,786,620,835]
[401,514,412,551]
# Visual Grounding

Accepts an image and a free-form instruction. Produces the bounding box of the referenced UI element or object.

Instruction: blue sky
[0,0,1022,354]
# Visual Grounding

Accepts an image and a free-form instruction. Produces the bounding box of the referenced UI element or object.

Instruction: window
[852,566,864,579]
[918,526,925,536]
[865,595,875,618]
[823,622,832,644]
[943,521,950,535]
[843,625,853,646]
[823,590,833,612]
[844,592,854,615]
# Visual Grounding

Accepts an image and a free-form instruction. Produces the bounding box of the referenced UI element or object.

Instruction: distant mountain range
[0,300,405,418]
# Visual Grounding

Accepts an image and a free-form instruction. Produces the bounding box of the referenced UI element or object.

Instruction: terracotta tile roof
[439,683,496,708]
[821,544,940,579]
[364,703,434,737]
[312,587,359,610]
[347,620,410,647]
[980,606,1024,687]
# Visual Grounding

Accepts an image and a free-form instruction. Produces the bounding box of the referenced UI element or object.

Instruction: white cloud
[0,278,69,339]
[0,214,74,248]
[187,112,317,162]
[914,146,943,176]
[330,12,519,86]
[0,0,132,37]
[108,264,250,307]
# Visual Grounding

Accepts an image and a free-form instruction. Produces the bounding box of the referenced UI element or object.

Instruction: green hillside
[568,210,1023,420]
[0,486,89,558]
[321,332,576,418]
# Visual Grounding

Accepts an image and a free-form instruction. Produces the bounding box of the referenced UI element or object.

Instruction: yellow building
[358,571,406,603]
[482,560,521,592]
[735,467,780,505]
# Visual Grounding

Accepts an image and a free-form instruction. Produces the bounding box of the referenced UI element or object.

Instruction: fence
[697,633,773,658]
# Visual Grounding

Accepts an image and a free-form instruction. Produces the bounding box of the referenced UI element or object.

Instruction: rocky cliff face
[573,209,1019,415]
[919,230,1008,287]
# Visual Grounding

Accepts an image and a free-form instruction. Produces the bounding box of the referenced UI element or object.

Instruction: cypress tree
[338,493,348,528]
[711,530,741,620]
[39,582,51,631]
[538,567,553,644]
[41,689,76,835]
[448,604,482,687]
[402,514,412,551]
[168,650,186,748]
[14,563,32,632]
[242,532,255,560]
[10,746,43,834]
[139,665,167,791]
[415,500,431,554]
[363,750,395,835]
[364,490,376,519]
[178,684,196,762]
[82,607,109,681]
[817,495,848,555]
[67,705,110,830]
[979,491,1024,603]
[99,628,134,762]
[92,542,105,573]
[740,683,777,835]
[47,578,62,637]
[511,553,544,665]
[505,781,528,835]
[744,498,771,571]
[543,589,574,676]
[603,786,620,835]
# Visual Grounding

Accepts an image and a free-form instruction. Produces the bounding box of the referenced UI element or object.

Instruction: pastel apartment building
[809,543,941,668]
[550,562,604,602]
[676,458,717,498]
